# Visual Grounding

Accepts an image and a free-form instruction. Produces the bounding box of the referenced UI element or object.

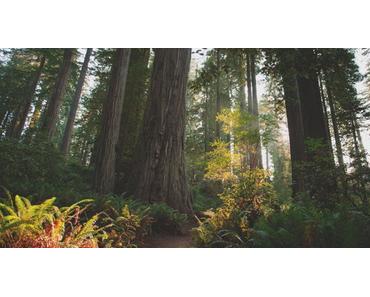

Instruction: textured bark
[250,52,263,169]
[93,49,131,194]
[8,56,46,139]
[132,48,192,213]
[40,49,74,141]
[61,48,92,155]
[115,48,150,193]
[278,50,306,196]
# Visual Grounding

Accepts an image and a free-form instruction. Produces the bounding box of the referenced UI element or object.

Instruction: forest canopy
[0,48,369,248]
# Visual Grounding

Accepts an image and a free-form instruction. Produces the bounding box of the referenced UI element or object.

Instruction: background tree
[61,48,92,155]
[93,48,131,194]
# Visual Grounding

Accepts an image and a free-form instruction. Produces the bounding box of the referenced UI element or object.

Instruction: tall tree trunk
[132,48,192,213]
[61,48,92,155]
[40,49,74,141]
[296,49,337,201]
[204,86,210,153]
[9,55,46,139]
[23,96,44,143]
[250,52,263,169]
[325,82,348,195]
[296,49,331,147]
[318,74,334,159]
[93,48,131,194]
[278,49,306,197]
[115,48,150,194]
[215,49,222,139]
[239,52,247,111]
[246,53,253,114]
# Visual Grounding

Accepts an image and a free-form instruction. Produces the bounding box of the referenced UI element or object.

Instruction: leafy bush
[0,139,92,202]
[94,195,188,246]
[250,201,370,248]
[194,169,275,247]
[148,203,188,235]
[101,204,154,248]
[0,193,104,248]
[192,186,222,213]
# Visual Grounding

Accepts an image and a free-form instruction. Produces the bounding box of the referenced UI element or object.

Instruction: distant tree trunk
[61,48,92,155]
[40,49,74,141]
[318,74,334,159]
[250,52,263,169]
[115,48,150,193]
[325,82,348,196]
[204,86,210,153]
[239,52,247,111]
[246,53,253,114]
[215,49,222,139]
[325,84,345,169]
[23,96,44,143]
[278,49,306,197]
[8,55,46,139]
[132,48,192,213]
[93,48,131,194]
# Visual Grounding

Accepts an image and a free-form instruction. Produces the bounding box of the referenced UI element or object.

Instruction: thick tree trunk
[278,49,306,196]
[250,52,263,169]
[115,48,150,193]
[296,49,331,147]
[61,48,92,155]
[93,48,131,194]
[296,49,337,201]
[40,49,74,141]
[9,55,46,139]
[132,48,192,213]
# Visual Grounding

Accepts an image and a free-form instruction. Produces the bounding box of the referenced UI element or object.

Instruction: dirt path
[143,223,195,248]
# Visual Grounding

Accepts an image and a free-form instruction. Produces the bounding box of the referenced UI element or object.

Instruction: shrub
[148,203,188,235]
[192,186,222,213]
[0,139,92,202]
[94,195,188,247]
[0,193,104,248]
[99,199,154,248]
[193,169,275,247]
[250,201,370,248]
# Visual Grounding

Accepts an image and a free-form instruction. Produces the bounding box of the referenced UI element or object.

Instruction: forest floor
[143,222,196,248]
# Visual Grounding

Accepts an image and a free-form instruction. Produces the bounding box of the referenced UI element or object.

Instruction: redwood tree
[61,48,92,155]
[93,48,131,194]
[39,49,74,141]
[115,48,150,193]
[132,48,193,213]
[8,55,46,139]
